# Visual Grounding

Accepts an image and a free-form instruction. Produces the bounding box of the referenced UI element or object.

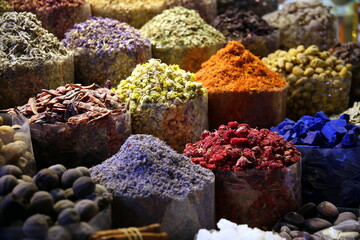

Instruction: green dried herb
[140,6,225,48]
[0,0,13,13]
[0,12,68,69]
[113,58,206,110]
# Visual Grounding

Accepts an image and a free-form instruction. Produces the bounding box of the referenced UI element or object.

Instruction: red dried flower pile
[183,121,301,171]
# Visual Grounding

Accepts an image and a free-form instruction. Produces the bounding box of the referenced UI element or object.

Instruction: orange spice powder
[195,41,287,92]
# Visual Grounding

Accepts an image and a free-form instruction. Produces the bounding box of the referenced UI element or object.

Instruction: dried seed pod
[61,169,82,188]
[50,188,66,203]
[1,143,23,163]
[72,176,95,198]
[49,164,67,178]
[46,225,71,240]
[75,167,90,177]
[0,126,14,144]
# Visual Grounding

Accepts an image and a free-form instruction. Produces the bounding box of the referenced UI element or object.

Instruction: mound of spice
[263,0,337,50]
[217,0,278,17]
[90,134,215,240]
[195,41,287,129]
[140,6,225,73]
[262,45,352,119]
[0,0,13,13]
[113,58,208,152]
[272,112,360,207]
[212,9,278,57]
[12,84,130,169]
[330,42,360,105]
[183,121,301,229]
[62,17,151,86]
[8,0,91,39]
[0,12,74,109]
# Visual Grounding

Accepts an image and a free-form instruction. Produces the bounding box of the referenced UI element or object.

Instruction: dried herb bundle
[0,12,74,109]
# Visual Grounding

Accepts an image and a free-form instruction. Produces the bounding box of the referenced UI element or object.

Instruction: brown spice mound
[195,41,286,92]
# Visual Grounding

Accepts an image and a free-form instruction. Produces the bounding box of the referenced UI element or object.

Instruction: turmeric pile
[195,41,287,92]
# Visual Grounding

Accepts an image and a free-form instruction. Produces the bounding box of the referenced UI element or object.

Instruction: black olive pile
[0,164,112,240]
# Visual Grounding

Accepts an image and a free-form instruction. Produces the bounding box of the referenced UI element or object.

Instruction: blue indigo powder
[271,111,360,148]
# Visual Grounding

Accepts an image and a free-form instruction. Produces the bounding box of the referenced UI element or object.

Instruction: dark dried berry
[61,169,82,188]
[23,214,52,239]
[12,182,38,202]
[0,165,22,178]
[49,164,67,178]
[30,191,54,215]
[66,222,95,240]
[74,199,99,221]
[75,167,90,177]
[54,199,75,215]
[46,225,71,240]
[334,212,357,225]
[303,218,332,233]
[297,203,317,219]
[21,175,32,182]
[317,201,338,219]
[284,211,305,226]
[50,188,66,203]
[73,176,95,198]
[0,175,18,195]
[64,188,76,201]
[33,169,59,191]
[57,208,80,225]
[0,193,26,222]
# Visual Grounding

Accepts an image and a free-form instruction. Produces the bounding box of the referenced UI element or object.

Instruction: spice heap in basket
[184,121,301,229]
[12,83,130,169]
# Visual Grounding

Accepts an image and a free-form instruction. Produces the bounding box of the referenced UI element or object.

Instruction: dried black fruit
[0,193,26,222]
[0,175,18,195]
[54,199,75,215]
[66,222,95,240]
[49,164,67,178]
[72,176,95,198]
[33,169,59,191]
[75,167,90,177]
[50,188,66,203]
[57,208,80,225]
[0,165,22,178]
[46,225,71,240]
[30,191,54,215]
[23,213,52,239]
[61,169,82,188]
[74,199,99,221]
[12,182,38,202]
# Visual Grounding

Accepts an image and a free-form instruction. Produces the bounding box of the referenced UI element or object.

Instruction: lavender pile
[330,42,360,105]
[0,12,74,109]
[62,17,151,86]
[0,164,112,240]
[212,9,278,57]
[90,134,215,240]
[8,0,91,39]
